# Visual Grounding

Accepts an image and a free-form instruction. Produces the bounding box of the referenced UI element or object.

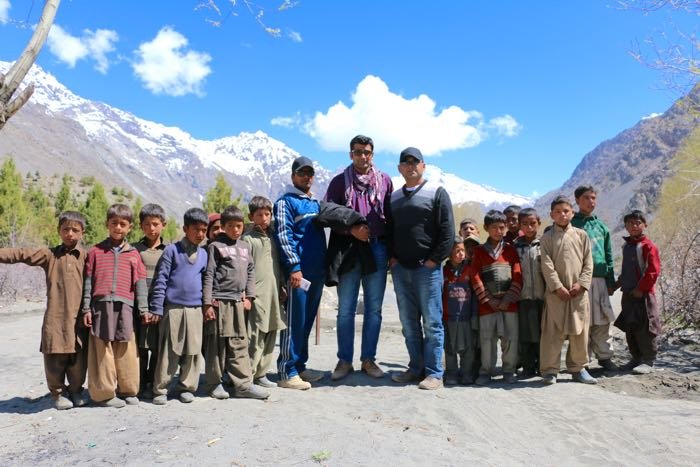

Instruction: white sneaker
[277,375,311,390]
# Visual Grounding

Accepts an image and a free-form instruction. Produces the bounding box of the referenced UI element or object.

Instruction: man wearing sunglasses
[324,135,393,381]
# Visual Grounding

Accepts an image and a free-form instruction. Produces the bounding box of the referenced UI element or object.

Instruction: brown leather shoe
[391,369,422,384]
[361,359,384,378]
[331,360,354,381]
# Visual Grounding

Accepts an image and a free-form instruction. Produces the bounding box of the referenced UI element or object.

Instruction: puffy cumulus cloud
[288,30,302,43]
[273,75,520,155]
[47,24,119,73]
[0,0,10,24]
[489,114,522,137]
[132,27,211,97]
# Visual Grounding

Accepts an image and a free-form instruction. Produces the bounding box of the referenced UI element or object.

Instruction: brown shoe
[418,376,443,390]
[331,360,354,381]
[361,360,384,378]
[299,369,325,383]
[391,369,422,384]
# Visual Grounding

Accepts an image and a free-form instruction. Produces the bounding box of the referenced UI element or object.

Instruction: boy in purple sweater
[150,208,209,405]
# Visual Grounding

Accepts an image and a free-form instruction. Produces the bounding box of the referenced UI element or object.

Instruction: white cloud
[132,26,212,97]
[47,24,118,73]
[272,75,520,155]
[288,30,302,43]
[641,112,661,120]
[0,0,10,24]
[489,114,522,137]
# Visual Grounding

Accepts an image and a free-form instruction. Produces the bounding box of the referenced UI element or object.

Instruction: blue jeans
[392,262,445,378]
[335,240,388,363]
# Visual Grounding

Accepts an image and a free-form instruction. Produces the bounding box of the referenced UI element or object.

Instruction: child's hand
[243,298,252,311]
[569,283,582,297]
[607,286,616,296]
[556,287,571,301]
[631,288,644,299]
[82,312,92,328]
[142,312,159,324]
[498,300,510,311]
[203,305,216,321]
[488,298,501,312]
[279,286,288,303]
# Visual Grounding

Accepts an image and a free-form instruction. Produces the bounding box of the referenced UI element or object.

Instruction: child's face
[485,222,507,243]
[519,214,540,240]
[223,220,245,241]
[505,212,520,233]
[575,190,597,215]
[106,216,132,243]
[140,216,165,243]
[58,221,84,249]
[249,208,272,231]
[449,242,466,265]
[459,223,479,238]
[624,218,646,238]
[208,220,223,241]
[183,222,208,245]
[550,203,574,228]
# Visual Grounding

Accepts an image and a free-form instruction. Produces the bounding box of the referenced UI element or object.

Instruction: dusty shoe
[418,376,443,390]
[98,397,126,408]
[391,369,422,384]
[503,373,518,384]
[361,360,385,378]
[254,376,277,388]
[152,395,168,405]
[277,375,311,390]
[210,384,230,399]
[475,374,491,386]
[572,369,598,384]
[54,395,74,411]
[299,369,325,383]
[70,389,88,408]
[235,384,270,400]
[598,359,619,373]
[632,363,653,375]
[542,374,557,385]
[124,396,139,406]
[620,360,641,372]
[331,360,354,381]
[179,392,195,403]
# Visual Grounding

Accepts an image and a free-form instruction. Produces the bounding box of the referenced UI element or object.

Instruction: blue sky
[1,1,695,197]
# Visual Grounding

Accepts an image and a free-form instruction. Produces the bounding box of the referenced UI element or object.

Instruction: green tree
[127,197,143,244]
[82,182,109,245]
[162,216,180,243]
[23,182,57,245]
[203,173,233,214]
[54,174,74,214]
[0,158,30,246]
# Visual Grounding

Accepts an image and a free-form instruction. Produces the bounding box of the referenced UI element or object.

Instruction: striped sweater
[471,241,522,314]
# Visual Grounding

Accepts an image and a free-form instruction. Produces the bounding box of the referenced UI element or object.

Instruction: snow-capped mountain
[0,61,531,218]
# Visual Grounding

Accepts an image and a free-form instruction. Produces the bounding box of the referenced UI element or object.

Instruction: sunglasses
[295,169,315,177]
[351,149,373,157]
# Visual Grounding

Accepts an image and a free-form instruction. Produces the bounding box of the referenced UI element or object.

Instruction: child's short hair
[139,203,166,223]
[503,205,521,216]
[518,207,540,222]
[183,207,209,226]
[459,218,478,229]
[484,210,507,227]
[574,185,596,199]
[623,209,647,224]
[58,210,86,230]
[550,195,573,211]
[350,134,374,151]
[221,205,245,224]
[107,204,133,222]
[453,235,464,246]
[248,196,273,215]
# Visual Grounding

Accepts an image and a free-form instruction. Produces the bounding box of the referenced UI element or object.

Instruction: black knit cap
[399,147,424,163]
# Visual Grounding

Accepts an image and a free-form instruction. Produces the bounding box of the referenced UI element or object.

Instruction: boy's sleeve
[82,249,95,314]
[603,225,616,289]
[202,244,217,306]
[579,234,593,291]
[273,198,301,275]
[149,245,173,316]
[502,248,523,307]
[540,233,564,292]
[133,252,148,314]
[638,242,661,293]
[0,247,50,268]
[245,248,256,299]
[470,249,492,305]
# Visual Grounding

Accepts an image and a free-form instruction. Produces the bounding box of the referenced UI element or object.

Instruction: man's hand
[289,271,303,289]
[203,305,216,321]
[423,259,438,269]
[556,287,571,301]
[82,312,92,328]
[631,288,644,299]
[243,298,252,311]
[350,224,370,242]
[569,283,582,298]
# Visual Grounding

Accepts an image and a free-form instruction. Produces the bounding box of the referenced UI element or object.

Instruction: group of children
[1,184,661,409]
[441,186,661,386]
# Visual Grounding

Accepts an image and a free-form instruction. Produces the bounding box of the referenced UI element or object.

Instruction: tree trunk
[0,0,61,130]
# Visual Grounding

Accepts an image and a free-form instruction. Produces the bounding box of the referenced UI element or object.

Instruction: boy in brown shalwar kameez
[0,211,88,410]
[539,196,596,385]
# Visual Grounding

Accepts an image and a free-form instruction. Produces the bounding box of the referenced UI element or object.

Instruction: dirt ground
[0,289,699,466]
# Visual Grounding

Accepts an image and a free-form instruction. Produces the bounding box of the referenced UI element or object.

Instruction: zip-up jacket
[203,234,255,304]
[571,212,615,288]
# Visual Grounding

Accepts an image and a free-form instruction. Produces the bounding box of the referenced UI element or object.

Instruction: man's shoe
[444,373,459,386]
[54,395,74,410]
[542,374,557,385]
[152,395,168,405]
[70,389,88,408]
[254,376,277,388]
[98,397,126,408]
[503,373,517,384]
[331,360,354,381]
[361,360,384,378]
[598,359,619,372]
[475,374,491,386]
[277,375,311,390]
[391,370,422,384]
[572,369,598,384]
[235,384,270,400]
[632,363,653,375]
[418,376,443,390]
[124,396,139,405]
[210,384,230,399]
[520,369,537,379]
[179,392,195,403]
[299,369,325,383]
[620,359,641,372]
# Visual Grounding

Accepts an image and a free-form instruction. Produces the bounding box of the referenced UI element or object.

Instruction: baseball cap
[399,147,424,163]
[292,156,315,174]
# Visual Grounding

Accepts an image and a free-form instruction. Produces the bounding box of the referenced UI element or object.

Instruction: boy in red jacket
[614,210,661,375]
